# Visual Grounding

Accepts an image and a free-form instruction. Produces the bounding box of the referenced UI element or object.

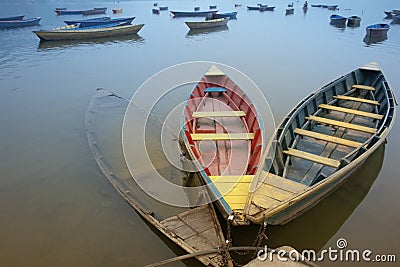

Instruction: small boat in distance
[0,15,24,21]
[330,14,347,25]
[207,11,238,20]
[170,10,218,17]
[112,8,123,14]
[0,17,41,28]
[152,8,160,14]
[180,65,264,222]
[210,5,217,10]
[55,8,107,15]
[260,6,276,11]
[286,8,294,15]
[66,17,135,28]
[347,15,361,27]
[235,4,242,7]
[244,62,396,225]
[82,8,107,16]
[185,18,229,30]
[33,23,144,41]
[392,13,400,24]
[64,17,111,25]
[384,11,393,19]
[159,6,168,11]
[366,23,390,36]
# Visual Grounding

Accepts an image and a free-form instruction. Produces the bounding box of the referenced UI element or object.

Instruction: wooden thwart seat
[209,175,254,183]
[352,84,375,91]
[193,111,246,118]
[191,133,254,140]
[283,148,341,168]
[333,95,380,105]
[319,104,383,120]
[306,115,376,134]
[294,128,362,148]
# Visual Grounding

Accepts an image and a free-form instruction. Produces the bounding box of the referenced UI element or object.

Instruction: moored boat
[152,8,160,14]
[366,23,390,36]
[112,8,123,14]
[347,15,361,27]
[82,8,107,16]
[170,10,218,17]
[384,11,393,19]
[260,6,275,11]
[33,23,144,41]
[330,14,347,25]
[159,6,168,11]
[185,18,229,30]
[69,17,135,28]
[235,4,242,7]
[64,17,111,25]
[180,65,264,221]
[0,15,24,21]
[210,5,217,10]
[243,62,396,225]
[247,6,261,11]
[327,5,338,10]
[207,11,238,20]
[0,17,41,28]
[392,13,400,23]
[286,8,294,15]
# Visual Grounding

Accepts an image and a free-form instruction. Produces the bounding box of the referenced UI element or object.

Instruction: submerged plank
[191,133,254,140]
[294,128,363,148]
[193,110,246,118]
[306,115,376,134]
[319,104,383,120]
[283,148,341,168]
[333,95,380,105]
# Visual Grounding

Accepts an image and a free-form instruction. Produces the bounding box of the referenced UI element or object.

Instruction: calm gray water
[0,0,399,266]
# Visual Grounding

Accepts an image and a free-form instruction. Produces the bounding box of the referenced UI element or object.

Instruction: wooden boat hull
[245,62,396,225]
[0,17,41,28]
[366,24,390,36]
[209,12,237,19]
[152,9,160,14]
[34,24,144,41]
[260,6,275,11]
[0,15,24,21]
[112,9,123,14]
[82,9,107,16]
[170,10,217,17]
[392,14,400,24]
[159,6,168,11]
[330,15,347,25]
[185,18,228,30]
[286,8,294,15]
[347,16,361,27]
[180,65,264,220]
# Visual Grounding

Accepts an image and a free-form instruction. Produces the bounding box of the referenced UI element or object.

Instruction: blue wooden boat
[152,8,160,14]
[207,11,237,19]
[209,5,217,9]
[0,15,24,21]
[159,6,168,11]
[286,8,294,15]
[0,17,41,28]
[330,14,347,24]
[260,6,275,11]
[64,17,111,25]
[170,10,218,17]
[67,17,135,28]
[366,23,390,36]
[55,9,86,15]
[55,8,107,15]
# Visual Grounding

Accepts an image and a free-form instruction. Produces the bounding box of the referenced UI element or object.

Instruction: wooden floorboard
[294,128,363,148]
[283,148,341,168]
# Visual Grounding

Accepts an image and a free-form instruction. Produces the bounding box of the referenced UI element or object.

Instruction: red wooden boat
[180,65,263,221]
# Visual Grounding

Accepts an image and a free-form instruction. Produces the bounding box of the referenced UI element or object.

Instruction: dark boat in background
[64,17,111,25]
[0,15,24,21]
[66,17,135,28]
[170,10,217,17]
[347,15,361,27]
[366,23,390,36]
[0,17,41,28]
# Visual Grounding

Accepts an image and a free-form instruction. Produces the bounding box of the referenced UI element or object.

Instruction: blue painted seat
[204,87,226,93]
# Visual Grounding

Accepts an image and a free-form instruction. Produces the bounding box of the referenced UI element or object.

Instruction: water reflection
[37,34,144,50]
[186,25,228,37]
[231,144,385,253]
[363,34,388,45]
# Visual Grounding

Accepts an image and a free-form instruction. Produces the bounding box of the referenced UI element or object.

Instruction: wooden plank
[205,65,225,76]
[352,84,375,91]
[209,175,254,183]
[306,115,376,134]
[333,95,380,105]
[259,171,308,193]
[193,110,245,118]
[191,133,254,140]
[213,182,249,196]
[252,194,282,211]
[294,128,363,148]
[283,148,341,168]
[254,183,296,202]
[319,104,383,120]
